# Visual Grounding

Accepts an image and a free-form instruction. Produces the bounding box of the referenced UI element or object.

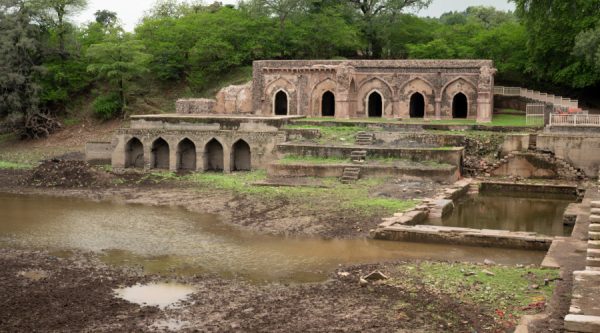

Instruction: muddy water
[0,193,547,283]
[426,192,574,236]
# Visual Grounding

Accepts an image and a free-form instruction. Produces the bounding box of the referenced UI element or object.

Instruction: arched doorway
[274,90,288,115]
[452,93,468,118]
[125,138,144,168]
[177,138,196,171]
[231,140,251,171]
[409,93,425,118]
[321,91,335,117]
[151,138,170,169]
[368,91,383,117]
[204,138,224,171]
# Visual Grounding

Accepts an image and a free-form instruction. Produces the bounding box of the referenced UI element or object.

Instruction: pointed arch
[357,77,393,117]
[231,139,251,171]
[399,77,436,95]
[151,137,170,169]
[264,77,296,115]
[204,138,224,171]
[125,137,144,168]
[442,77,477,119]
[310,78,337,116]
[177,138,196,171]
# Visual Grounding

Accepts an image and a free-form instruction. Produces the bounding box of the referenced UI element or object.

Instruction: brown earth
[0,248,501,333]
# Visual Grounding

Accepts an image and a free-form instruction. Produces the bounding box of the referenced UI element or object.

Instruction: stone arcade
[211,60,496,122]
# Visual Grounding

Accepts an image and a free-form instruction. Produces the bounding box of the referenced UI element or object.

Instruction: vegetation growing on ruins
[1,0,599,137]
[388,261,559,326]
[181,170,418,214]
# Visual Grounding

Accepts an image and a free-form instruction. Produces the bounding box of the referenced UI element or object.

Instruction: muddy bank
[0,248,499,332]
[0,164,421,239]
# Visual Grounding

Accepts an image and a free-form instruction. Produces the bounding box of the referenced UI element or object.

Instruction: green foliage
[86,31,152,108]
[574,24,600,73]
[0,160,33,170]
[513,0,600,88]
[92,93,123,119]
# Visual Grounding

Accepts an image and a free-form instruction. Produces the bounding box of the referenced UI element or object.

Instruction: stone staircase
[341,167,361,184]
[355,132,374,145]
[486,151,586,180]
[350,150,367,164]
[467,182,480,195]
[528,134,537,150]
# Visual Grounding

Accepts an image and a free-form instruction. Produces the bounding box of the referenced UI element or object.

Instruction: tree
[34,0,88,58]
[512,0,600,88]
[94,9,117,26]
[574,24,600,73]
[0,0,60,138]
[347,0,431,58]
[86,31,152,113]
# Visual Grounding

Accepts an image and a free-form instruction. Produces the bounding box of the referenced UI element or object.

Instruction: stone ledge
[564,314,600,333]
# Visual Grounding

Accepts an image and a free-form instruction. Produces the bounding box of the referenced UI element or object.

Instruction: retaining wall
[536,134,600,177]
[85,142,113,165]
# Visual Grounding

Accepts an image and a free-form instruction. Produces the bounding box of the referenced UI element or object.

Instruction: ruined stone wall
[214,82,253,114]
[175,99,216,114]
[537,134,600,177]
[251,60,496,122]
[112,117,286,171]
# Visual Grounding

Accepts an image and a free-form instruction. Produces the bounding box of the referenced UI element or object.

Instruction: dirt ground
[0,248,503,332]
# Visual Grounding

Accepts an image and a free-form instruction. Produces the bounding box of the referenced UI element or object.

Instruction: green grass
[186,170,417,215]
[295,113,536,128]
[0,160,33,170]
[284,124,377,144]
[390,262,559,325]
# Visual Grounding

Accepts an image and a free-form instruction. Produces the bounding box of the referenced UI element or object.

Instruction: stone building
[249,60,496,122]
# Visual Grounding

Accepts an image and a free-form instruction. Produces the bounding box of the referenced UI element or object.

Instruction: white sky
[76,0,515,31]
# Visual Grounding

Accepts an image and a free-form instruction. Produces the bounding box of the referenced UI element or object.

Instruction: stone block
[589,224,600,232]
[590,215,600,223]
[591,208,600,215]
[564,314,600,333]
[586,257,600,267]
[589,232,600,240]
[589,241,600,250]
[591,201,600,209]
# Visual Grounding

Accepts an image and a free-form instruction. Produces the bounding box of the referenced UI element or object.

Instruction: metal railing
[526,103,545,126]
[495,86,579,109]
[549,114,600,127]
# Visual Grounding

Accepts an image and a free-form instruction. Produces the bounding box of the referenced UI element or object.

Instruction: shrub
[92,94,122,120]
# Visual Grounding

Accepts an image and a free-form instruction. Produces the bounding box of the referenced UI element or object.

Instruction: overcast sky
[76,0,515,31]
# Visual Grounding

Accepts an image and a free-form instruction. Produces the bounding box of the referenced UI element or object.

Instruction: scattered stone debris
[29,159,109,188]
[482,269,495,276]
[484,259,496,265]
[362,270,389,281]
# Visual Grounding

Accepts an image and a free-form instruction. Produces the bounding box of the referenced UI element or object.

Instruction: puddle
[114,282,195,308]
[425,192,574,236]
[0,193,547,283]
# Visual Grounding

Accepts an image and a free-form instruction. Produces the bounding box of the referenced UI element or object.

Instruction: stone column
[223,147,231,174]
[435,98,442,120]
[476,92,493,123]
[169,143,178,172]
[143,142,152,170]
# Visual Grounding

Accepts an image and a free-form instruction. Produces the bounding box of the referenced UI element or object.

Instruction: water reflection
[0,193,547,283]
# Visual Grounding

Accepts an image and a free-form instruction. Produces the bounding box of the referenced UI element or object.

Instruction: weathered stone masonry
[251,60,496,122]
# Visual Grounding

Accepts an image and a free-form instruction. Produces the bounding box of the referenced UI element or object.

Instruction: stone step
[589,232,600,240]
[589,224,600,232]
[588,248,600,258]
[588,241,600,249]
[591,201,600,209]
[586,257,600,267]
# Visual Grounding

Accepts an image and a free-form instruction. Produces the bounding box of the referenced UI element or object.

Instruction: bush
[92,94,122,120]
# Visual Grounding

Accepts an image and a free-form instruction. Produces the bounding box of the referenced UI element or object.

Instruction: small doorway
[151,138,169,169]
[177,138,196,171]
[368,91,383,117]
[409,93,425,118]
[204,139,224,171]
[274,91,288,115]
[321,91,335,117]
[125,138,144,168]
[452,93,468,118]
[232,140,251,171]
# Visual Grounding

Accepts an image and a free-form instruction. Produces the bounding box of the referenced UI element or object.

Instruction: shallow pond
[425,192,574,236]
[0,193,547,283]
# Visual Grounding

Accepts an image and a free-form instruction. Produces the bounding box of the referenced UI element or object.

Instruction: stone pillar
[477,92,493,123]
[169,144,178,172]
[435,98,442,120]
[111,136,126,169]
[223,147,231,174]
[143,143,152,170]
[335,99,351,119]
[195,148,203,172]
[588,201,600,269]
